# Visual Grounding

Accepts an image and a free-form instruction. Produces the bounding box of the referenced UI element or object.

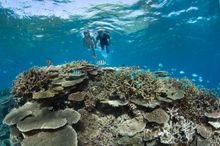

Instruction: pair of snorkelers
[83,28,111,58]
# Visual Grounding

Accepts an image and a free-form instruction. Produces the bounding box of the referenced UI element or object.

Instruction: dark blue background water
[0,0,220,93]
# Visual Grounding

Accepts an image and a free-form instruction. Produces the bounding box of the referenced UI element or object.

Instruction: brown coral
[21,125,77,146]
[92,68,163,106]
[144,108,169,124]
[12,68,50,98]
[177,90,218,123]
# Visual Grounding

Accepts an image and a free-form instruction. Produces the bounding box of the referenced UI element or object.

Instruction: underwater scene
[0,0,220,146]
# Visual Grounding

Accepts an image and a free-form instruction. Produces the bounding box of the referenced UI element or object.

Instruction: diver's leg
[100,43,104,50]
[106,45,110,54]
[90,45,97,58]
[92,47,96,58]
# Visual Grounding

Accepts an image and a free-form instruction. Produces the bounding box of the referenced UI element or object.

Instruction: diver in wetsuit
[83,30,97,58]
[96,29,111,53]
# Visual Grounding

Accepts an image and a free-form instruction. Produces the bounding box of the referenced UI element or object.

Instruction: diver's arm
[92,37,97,48]
[108,35,111,45]
[108,38,111,45]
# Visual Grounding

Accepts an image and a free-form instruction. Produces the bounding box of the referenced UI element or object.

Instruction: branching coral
[160,121,177,144]
[165,78,219,123]
[177,90,218,123]
[172,78,200,97]
[160,107,196,144]
[12,68,50,98]
[98,68,162,103]
[60,60,89,73]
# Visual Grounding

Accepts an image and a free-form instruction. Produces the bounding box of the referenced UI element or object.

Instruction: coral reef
[2,61,220,146]
[144,108,169,124]
[160,107,196,144]
[117,117,146,136]
[21,125,77,146]
[12,67,51,99]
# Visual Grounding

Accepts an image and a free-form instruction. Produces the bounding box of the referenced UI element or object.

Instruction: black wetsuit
[96,33,110,49]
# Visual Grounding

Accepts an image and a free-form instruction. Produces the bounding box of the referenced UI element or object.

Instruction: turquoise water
[0,0,220,93]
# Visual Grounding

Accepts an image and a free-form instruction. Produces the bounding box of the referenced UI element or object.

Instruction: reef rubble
[2,61,220,146]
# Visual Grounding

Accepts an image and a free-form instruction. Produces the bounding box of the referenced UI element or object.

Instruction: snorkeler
[96,29,111,53]
[83,29,97,58]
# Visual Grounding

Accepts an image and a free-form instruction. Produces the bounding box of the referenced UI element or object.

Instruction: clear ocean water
[0,0,220,94]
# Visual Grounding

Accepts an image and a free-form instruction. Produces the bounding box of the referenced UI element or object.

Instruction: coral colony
[2,61,220,146]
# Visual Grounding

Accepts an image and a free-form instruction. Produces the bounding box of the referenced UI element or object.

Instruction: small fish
[72,70,83,76]
[192,79,196,82]
[197,84,204,88]
[131,66,140,70]
[96,60,106,66]
[143,65,148,69]
[192,73,198,77]
[35,34,44,38]
[179,71,185,74]
[158,63,163,68]
[6,59,14,63]
[46,60,52,67]
[171,68,177,72]
[198,76,203,81]
[198,78,203,82]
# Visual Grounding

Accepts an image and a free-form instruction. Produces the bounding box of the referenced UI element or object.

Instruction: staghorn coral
[160,107,196,144]
[95,68,163,107]
[166,78,219,123]
[84,91,97,111]
[177,89,218,123]
[209,135,220,146]
[60,60,89,73]
[12,67,50,98]
[160,121,176,144]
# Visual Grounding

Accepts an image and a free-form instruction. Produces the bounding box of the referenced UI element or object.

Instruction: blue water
[0,0,220,94]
